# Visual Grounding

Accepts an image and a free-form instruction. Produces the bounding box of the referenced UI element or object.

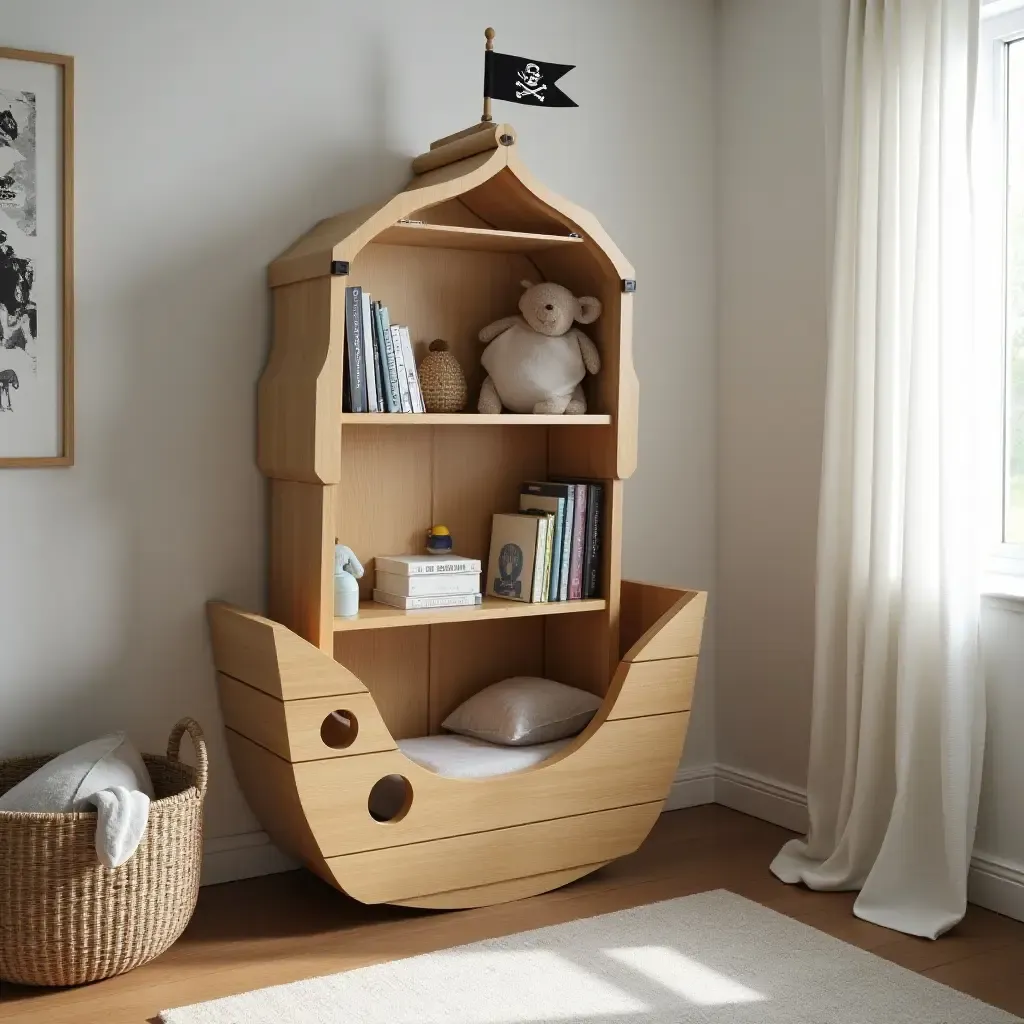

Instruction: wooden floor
[4,806,1024,1023]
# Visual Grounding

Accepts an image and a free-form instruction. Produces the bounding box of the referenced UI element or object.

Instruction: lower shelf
[333,596,607,632]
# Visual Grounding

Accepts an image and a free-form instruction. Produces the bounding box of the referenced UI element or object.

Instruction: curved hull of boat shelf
[207,583,706,909]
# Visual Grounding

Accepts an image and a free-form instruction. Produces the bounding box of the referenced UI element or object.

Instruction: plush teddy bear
[477,280,602,414]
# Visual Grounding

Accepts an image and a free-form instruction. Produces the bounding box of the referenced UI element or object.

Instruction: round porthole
[320,710,358,749]
[368,774,413,823]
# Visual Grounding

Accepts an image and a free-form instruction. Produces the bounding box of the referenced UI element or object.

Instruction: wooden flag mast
[481,26,495,123]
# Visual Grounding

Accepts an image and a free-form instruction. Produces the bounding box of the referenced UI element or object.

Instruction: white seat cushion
[398,734,571,778]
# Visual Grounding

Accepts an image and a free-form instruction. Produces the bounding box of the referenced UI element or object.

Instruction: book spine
[376,558,482,576]
[558,487,573,601]
[360,291,378,412]
[542,514,554,602]
[372,590,482,610]
[344,286,366,413]
[391,325,413,412]
[377,305,402,412]
[568,484,587,599]
[531,517,549,603]
[548,499,564,601]
[584,483,603,599]
[371,297,387,411]
[375,571,482,597]
[400,327,425,413]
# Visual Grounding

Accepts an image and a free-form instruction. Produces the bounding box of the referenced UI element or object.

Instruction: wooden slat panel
[223,729,328,876]
[293,712,688,857]
[334,628,430,741]
[218,674,396,762]
[207,602,364,700]
[395,862,609,910]
[428,618,544,732]
[606,658,697,720]
[326,803,661,904]
[619,583,707,662]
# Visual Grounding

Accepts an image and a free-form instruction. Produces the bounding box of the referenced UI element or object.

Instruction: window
[982,4,1024,573]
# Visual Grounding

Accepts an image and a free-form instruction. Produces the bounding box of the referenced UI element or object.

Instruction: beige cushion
[442,677,602,746]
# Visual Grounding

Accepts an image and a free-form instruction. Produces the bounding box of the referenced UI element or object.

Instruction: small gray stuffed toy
[478,280,602,414]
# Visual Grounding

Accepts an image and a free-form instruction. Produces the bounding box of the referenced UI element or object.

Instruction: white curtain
[771,0,985,939]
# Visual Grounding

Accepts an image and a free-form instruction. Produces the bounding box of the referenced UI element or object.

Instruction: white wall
[0,0,718,862]
[716,0,843,784]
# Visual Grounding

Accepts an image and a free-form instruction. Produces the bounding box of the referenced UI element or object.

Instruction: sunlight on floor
[605,946,766,1006]
[427,949,648,1021]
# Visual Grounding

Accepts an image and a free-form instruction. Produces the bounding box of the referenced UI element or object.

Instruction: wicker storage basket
[0,718,207,987]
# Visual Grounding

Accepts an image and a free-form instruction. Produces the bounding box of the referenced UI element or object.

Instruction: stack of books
[486,480,605,604]
[343,285,426,414]
[372,554,483,610]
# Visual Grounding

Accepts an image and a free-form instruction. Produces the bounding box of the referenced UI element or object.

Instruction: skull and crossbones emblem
[516,62,547,101]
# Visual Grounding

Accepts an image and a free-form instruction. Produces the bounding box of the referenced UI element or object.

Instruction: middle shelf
[333,596,607,632]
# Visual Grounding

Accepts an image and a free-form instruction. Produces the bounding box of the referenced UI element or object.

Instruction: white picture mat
[0,55,64,458]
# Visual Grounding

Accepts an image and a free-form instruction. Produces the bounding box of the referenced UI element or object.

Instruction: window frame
[981,2,1024,581]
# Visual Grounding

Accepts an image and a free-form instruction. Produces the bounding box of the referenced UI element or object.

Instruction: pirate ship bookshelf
[207,121,707,909]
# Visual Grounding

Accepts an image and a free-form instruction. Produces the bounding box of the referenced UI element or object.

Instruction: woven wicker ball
[418,339,467,413]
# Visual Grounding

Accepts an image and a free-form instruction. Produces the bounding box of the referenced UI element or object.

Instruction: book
[343,285,366,413]
[377,304,403,413]
[372,590,482,610]
[390,324,414,412]
[560,482,587,599]
[518,509,554,602]
[520,482,573,601]
[375,570,481,597]
[531,515,550,602]
[583,482,604,598]
[361,290,379,412]
[368,294,387,411]
[400,327,425,413]
[556,479,605,599]
[375,554,482,576]
[486,513,545,602]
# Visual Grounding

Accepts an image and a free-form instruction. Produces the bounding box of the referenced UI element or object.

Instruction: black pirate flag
[484,49,577,108]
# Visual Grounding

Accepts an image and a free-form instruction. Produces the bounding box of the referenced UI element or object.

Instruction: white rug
[161,890,1020,1023]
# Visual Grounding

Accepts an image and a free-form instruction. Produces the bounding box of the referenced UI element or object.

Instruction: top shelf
[373,222,584,254]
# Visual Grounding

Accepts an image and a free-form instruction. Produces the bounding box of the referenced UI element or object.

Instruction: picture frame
[0,47,73,468]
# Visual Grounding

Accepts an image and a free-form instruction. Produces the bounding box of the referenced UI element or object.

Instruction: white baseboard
[665,764,717,810]
[968,849,1024,922]
[201,831,298,886]
[707,762,1024,926]
[713,764,810,834]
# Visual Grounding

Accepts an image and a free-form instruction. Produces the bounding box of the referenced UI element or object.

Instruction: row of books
[343,285,426,414]
[371,554,483,610]
[486,480,605,604]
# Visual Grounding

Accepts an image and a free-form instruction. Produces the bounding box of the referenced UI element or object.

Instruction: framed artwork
[0,47,73,467]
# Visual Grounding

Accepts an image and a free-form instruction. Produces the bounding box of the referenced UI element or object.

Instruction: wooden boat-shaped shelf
[207,121,707,908]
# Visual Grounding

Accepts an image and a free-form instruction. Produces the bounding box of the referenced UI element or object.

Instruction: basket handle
[167,718,209,795]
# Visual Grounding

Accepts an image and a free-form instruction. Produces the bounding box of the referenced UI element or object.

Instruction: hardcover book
[376,303,402,413]
[375,554,482,576]
[369,294,387,412]
[518,510,554,602]
[562,482,587,599]
[486,513,544,603]
[400,326,425,413]
[372,590,483,611]
[375,570,481,597]
[390,324,414,412]
[361,290,379,412]
[343,285,366,413]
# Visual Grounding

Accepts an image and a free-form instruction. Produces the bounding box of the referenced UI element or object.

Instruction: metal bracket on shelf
[622,279,637,293]
[330,261,350,276]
